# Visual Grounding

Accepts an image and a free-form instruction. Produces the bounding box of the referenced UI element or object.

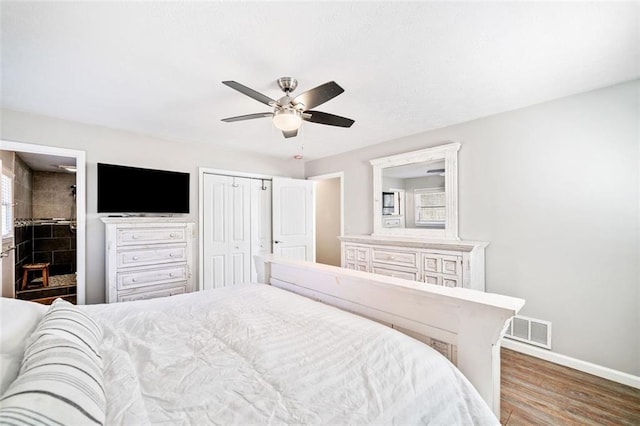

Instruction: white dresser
[340,235,488,291]
[102,217,195,303]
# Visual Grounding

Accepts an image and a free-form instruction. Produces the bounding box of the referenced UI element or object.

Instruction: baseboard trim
[501,339,640,390]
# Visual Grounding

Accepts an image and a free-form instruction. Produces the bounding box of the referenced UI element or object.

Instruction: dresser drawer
[117,245,187,268]
[423,273,461,288]
[382,217,402,228]
[441,256,460,276]
[117,285,186,302]
[371,249,417,268]
[117,265,188,290]
[442,276,459,288]
[424,273,440,285]
[423,253,461,276]
[371,265,419,281]
[345,245,369,262]
[117,227,187,246]
[345,261,369,272]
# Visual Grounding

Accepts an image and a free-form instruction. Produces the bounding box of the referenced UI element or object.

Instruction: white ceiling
[384,160,445,180]
[1,2,638,161]
[15,152,76,173]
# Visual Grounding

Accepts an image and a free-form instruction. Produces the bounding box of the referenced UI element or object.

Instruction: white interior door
[272,177,314,261]
[203,174,228,290]
[202,174,251,289]
[228,177,251,285]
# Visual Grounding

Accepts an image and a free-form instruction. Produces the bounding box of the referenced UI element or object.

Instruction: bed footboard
[255,254,524,416]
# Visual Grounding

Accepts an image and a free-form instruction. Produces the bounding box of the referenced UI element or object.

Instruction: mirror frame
[370,142,460,240]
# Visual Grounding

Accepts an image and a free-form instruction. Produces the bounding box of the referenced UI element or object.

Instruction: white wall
[1,108,304,304]
[305,80,640,376]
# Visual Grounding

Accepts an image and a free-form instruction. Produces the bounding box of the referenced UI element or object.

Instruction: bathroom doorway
[0,141,86,304]
[309,172,343,267]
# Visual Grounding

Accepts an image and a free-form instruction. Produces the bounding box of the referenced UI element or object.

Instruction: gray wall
[1,108,304,304]
[305,80,640,376]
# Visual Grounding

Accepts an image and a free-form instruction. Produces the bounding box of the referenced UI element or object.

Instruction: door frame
[1,140,87,304]
[308,171,344,263]
[198,167,276,290]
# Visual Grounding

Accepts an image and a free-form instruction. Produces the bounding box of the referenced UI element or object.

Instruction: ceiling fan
[221,77,355,138]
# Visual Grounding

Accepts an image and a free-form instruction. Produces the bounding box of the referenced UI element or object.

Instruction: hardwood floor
[501,348,640,425]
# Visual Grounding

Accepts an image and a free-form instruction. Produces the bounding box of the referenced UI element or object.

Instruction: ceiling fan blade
[304,110,355,128]
[222,81,276,106]
[282,128,298,138]
[292,81,344,110]
[221,112,273,122]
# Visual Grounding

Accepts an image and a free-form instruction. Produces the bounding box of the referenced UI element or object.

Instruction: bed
[0,255,524,425]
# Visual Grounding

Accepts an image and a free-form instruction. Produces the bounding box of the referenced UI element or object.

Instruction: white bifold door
[202,174,313,290]
[202,174,252,290]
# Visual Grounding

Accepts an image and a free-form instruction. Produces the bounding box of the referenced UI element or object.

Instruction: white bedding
[82,284,498,425]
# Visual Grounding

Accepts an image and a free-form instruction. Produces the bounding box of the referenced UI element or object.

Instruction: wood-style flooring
[501,348,640,425]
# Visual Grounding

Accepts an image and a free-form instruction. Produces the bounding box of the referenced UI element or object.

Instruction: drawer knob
[169,273,174,277]
[170,233,177,238]
[131,278,137,282]
[132,235,138,239]
[169,253,175,257]
[132,256,138,260]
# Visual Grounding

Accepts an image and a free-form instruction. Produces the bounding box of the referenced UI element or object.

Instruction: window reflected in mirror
[381,160,445,229]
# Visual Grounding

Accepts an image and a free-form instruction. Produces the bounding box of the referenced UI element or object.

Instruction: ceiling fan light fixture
[272,109,302,132]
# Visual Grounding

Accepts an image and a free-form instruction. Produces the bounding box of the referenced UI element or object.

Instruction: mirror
[370,143,460,239]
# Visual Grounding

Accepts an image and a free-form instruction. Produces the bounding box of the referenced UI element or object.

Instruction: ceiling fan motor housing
[277,77,298,94]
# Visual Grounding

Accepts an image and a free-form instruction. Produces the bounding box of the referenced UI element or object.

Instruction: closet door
[272,177,314,261]
[203,174,227,290]
[250,179,272,281]
[228,177,251,285]
[202,174,251,290]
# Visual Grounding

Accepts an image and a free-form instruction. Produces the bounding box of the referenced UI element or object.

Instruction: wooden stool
[21,263,50,290]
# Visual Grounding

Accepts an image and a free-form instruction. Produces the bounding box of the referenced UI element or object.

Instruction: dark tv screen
[97,163,189,214]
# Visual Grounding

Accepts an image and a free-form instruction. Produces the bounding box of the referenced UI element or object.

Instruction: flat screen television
[97,163,189,214]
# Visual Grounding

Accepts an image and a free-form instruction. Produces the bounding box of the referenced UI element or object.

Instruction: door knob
[274,240,282,244]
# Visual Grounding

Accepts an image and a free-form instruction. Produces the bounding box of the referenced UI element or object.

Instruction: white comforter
[82,284,498,425]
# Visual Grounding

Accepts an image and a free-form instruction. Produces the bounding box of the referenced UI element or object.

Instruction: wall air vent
[504,315,552,349]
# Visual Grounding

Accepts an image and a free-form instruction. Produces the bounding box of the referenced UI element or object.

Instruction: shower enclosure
[4,150,78,304]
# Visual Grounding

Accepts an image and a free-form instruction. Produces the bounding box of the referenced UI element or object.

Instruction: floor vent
[504,315,552,349]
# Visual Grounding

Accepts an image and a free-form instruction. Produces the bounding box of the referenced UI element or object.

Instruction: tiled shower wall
[32,171,76,219]
[14,154,33,219]
[32,224,77,276]
[14,224,32,289]
[14,224,77,289]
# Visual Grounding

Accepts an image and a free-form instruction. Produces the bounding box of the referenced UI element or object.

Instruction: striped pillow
[0,299,106,425]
